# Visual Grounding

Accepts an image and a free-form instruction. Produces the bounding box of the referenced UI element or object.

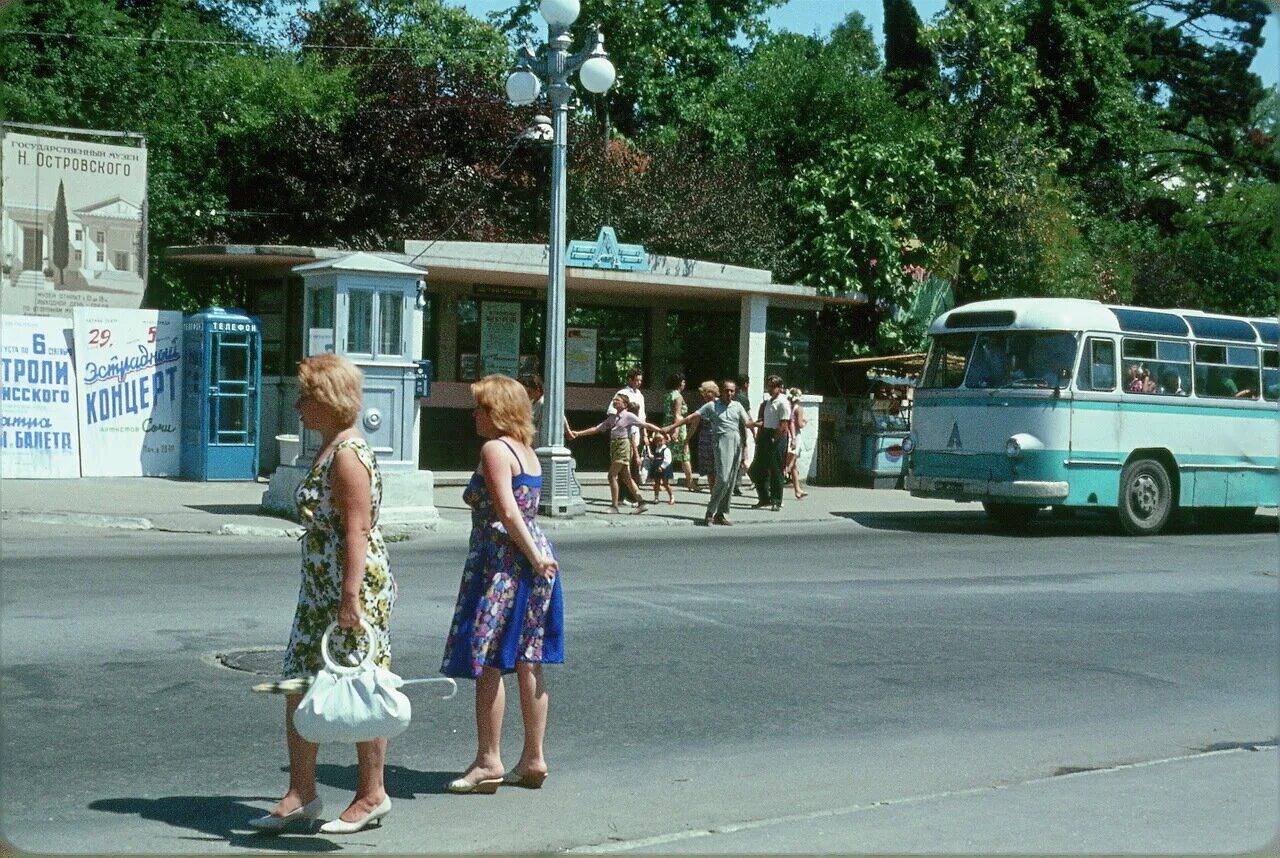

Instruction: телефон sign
[0,314,80,478]
[74,308,182,476]
[2,130,147,318]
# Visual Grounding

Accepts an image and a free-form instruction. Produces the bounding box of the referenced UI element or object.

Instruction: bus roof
[928,298,1276,345]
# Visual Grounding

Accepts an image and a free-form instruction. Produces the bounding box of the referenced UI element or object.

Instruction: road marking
[591,590,730,627]
[563,744,1277,853]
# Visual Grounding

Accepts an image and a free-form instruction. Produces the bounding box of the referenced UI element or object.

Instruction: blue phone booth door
[181,307,262,480]
[211,333,256,451]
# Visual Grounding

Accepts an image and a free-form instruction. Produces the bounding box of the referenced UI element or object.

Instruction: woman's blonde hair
[698,380,719,397]
[472,374,534,446]
[297,353,363,426]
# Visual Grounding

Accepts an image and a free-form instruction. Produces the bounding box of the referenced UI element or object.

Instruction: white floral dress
[283,437,395,679]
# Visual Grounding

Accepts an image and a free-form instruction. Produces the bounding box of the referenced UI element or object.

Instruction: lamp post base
[535,445,586,517]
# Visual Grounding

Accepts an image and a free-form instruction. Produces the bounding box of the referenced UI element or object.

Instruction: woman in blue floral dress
[441,374,563,794]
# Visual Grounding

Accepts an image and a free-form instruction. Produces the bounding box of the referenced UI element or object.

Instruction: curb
[2,510,154,531]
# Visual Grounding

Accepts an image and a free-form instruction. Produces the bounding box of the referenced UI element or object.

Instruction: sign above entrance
[566,226,646,272]
[473,284,537,301]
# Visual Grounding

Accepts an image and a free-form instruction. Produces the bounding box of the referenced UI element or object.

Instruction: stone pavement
[0,472,967,539]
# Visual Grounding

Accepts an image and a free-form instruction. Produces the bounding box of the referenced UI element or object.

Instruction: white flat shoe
[247,796,323,833]
[318,796,391,834]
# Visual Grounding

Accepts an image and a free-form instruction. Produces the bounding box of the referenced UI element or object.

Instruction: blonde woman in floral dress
[249,354,396,836]
[442,374,562,794]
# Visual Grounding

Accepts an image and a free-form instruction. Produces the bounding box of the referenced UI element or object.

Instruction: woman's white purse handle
[252,620,457,699]
[319,619,380,675]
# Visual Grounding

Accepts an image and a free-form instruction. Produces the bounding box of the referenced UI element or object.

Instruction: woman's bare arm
[481,441,558,578]
[330,446,373,628]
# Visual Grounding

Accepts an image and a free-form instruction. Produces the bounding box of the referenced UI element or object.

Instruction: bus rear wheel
[983,502,1039,529]
[1118,458,1173,536]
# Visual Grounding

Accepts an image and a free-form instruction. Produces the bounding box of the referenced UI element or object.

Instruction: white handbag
[292,620,412,744]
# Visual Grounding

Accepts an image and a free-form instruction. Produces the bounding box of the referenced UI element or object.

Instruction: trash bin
[276,433,301,467]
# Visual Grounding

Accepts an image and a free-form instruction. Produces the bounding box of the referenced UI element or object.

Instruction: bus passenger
[1158,368,1186,396]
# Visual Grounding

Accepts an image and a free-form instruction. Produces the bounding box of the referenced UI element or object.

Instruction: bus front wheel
[983,502,1039,529]
[1118,458,1173,536]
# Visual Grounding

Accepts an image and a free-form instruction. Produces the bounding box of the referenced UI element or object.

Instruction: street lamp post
[506,0,615,517]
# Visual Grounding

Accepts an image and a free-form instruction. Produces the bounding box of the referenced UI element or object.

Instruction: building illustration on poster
[2,127,147,318]
[0,314,81,478]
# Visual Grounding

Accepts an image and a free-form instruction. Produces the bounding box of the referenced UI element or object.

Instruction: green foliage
[568,136,786,272]
[492,0,785,138]
[1,0,1272,337]
[688,19,891,183]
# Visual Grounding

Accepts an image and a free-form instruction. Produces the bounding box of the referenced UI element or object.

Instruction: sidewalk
[0,472,958,539]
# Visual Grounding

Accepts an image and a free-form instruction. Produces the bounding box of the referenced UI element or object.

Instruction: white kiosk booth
[262,252,438,525]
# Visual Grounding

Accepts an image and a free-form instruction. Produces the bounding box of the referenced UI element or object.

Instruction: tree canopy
[1,0,1273,351]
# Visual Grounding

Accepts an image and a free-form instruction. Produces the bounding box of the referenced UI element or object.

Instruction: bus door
[1069,335,1122,502]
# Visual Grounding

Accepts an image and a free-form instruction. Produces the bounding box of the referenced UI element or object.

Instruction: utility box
[180,307,262,480]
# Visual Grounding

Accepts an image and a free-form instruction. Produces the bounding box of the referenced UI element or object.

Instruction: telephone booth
[180,307,262,480]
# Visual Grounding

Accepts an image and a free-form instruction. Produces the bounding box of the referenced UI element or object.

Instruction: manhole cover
[216,648,285,675]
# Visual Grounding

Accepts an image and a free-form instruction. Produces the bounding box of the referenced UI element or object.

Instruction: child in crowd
[647,430,675,504]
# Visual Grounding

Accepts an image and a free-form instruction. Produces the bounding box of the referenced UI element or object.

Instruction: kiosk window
[379,292,403,356]
[347,290,374,354]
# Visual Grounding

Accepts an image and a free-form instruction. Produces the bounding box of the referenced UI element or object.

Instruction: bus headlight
[902,436,915,454]
[1005,438,1022,458]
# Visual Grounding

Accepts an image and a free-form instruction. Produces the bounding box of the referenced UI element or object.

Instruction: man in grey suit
[664,378,750,526]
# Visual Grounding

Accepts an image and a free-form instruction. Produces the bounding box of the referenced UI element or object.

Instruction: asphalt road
[2,509,1277,854]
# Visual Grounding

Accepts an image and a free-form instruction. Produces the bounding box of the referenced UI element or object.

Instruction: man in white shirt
[607,367,646,421]
[750,374,791,511]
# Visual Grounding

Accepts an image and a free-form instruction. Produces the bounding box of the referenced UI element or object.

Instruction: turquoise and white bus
[904,298,1278,534]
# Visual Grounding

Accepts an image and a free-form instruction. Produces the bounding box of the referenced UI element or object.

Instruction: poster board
[566,327,597,384]
[459,353,480,381]
[2,130,147,318]
[0,314,80,478]
[480,301,520,378]
[73,307,182,476]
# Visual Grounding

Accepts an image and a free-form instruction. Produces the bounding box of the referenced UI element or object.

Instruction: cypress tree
[52,181,69,288]
[883,0,938,103]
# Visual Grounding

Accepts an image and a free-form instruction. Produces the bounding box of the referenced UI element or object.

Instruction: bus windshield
[922,331,1079,389]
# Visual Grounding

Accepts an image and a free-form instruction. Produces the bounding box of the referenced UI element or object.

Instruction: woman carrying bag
[249,354,396,835]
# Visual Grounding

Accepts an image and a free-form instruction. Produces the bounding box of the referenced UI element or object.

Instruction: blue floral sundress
[441,441,564,679]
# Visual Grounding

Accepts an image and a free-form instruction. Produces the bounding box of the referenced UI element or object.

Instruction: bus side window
[1078,338,1115,390]
[1264,350,1279,401]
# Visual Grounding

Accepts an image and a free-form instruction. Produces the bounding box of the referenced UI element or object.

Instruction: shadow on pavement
[89,796,341,851]
[314,762,457,797]
[186,503,286,518]
[832,509,1279,538]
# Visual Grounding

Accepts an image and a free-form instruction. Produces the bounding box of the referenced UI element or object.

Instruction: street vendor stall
[825,353,923,488]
